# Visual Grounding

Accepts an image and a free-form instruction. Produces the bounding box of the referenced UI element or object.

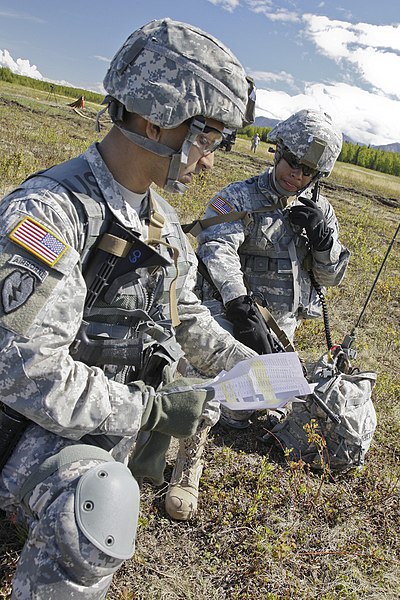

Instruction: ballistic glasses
[281,148,320,178]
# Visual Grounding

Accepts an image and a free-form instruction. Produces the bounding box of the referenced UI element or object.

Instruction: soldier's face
[178,118,224,184]
[158,118,224,187]
[275,156,313,194]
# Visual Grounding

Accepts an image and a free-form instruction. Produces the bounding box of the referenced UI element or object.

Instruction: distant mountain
[254,117,400,153]
[372,142,400,153]
[253,116,279,128]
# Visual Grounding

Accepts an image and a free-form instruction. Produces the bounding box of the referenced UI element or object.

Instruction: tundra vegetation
[0,81,399,600]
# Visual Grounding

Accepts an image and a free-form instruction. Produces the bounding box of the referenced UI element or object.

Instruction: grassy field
[0,82,399,600]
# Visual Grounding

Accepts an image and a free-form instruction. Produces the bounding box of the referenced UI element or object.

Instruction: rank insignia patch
[9,217,68,267]
[210,196,234,215]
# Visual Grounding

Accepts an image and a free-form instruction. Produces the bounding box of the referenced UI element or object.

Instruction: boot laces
[173,431,206,486]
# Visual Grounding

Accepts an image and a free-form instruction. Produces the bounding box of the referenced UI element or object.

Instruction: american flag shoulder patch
[210,196,234,215]
[9,217,68,267]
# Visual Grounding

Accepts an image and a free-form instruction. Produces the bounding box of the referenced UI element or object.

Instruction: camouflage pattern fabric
[1,429,123,598]
[271,354,377,472]
[196,167,350,340]
[103,18,253,130]
[0,143,255,598]
[267,109,342,176]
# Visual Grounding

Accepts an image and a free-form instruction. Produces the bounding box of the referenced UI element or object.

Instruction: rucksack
[270,352,377,472]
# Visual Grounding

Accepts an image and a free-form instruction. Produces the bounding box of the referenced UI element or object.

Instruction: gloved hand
[225,295,281,354]
[288,197,333,251]
[128,430,171,486]
[129,377,216,486]
[140,377,215,439]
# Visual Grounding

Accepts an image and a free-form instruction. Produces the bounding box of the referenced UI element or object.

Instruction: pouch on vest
[83,220,171,311]
[70,220,172,369]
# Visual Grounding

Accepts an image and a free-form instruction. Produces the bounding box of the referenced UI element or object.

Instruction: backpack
[270,352,377,472]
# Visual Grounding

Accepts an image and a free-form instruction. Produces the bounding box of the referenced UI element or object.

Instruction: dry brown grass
[1,81,399,600]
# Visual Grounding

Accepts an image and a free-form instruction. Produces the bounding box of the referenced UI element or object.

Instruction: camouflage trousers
[0,426,137,600]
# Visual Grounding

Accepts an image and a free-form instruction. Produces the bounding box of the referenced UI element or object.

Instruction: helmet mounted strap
[103,97,211,194]
[163,117,210,194]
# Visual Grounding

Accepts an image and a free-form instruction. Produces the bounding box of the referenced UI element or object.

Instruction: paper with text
[205,352,312,411]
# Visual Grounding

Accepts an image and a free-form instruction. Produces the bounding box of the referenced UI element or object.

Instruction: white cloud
[0,49,44,79]
[249,69,296,87]
[93,55,111,64]
[247,1,299,22]
[255,82,400,145]
[302,15,355,59]
[303,15,400,99]
[0,9,45,23]
[0,49,79,89]
[355,22,400,51]
[207,0,240,12]
[348,47,400,98]
[213,0,300,22]
[87,82,106,95]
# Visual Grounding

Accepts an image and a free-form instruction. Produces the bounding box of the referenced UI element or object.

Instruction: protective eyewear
[192,126,224,156]
[282,149,320,178]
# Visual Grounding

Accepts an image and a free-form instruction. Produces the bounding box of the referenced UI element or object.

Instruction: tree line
[0,67,104,105]
[240,125,400,178]
[1,68,398,178]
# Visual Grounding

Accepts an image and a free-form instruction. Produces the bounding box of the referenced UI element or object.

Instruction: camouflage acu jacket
[197,167,350,339]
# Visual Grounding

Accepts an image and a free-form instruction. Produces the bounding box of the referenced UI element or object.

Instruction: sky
[1,0,400,146]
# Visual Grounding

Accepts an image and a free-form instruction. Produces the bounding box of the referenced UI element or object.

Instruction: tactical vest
[33,156,185,393]
[0,156,190,456]
[238,208,321,320]
[185,189,323,323]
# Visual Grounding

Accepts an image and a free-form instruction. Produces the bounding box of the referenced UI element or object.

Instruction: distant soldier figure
[0,18,256,598]
[250,132,260,152]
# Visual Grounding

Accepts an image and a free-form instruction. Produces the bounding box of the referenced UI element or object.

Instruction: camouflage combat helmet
[101,18,255,193]
[103,18,255,131]
[267,109,342,177]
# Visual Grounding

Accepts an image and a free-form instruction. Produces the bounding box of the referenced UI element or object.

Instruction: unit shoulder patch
[2,270,36,313]
[9,217,68,267]
[210,196,234,215]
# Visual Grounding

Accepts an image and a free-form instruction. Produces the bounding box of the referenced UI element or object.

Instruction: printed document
[205,352,312,411]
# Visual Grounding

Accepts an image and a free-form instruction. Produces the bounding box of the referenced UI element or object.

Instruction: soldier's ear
[145,121,161,141]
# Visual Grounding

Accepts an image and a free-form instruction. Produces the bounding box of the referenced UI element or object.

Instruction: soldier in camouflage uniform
[195,109,350,429]
[0,19,257,598]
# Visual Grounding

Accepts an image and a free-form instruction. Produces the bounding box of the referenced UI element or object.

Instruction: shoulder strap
[147,190,165,242]
[32,156,109,265]
[254,302,295,352]
[182,205,277,237]
[146,190,180,328]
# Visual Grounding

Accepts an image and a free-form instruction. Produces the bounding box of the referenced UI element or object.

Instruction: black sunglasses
[281,149,319,178]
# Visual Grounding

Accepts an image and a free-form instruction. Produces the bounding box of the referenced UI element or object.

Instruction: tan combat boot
[165,427,210,521]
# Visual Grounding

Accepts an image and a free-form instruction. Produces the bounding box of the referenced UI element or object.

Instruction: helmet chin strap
[271,145,294,198]
[164,118,210,194]
[116,124,188,193]
[271,168,293,198]
[272,148,322,199]
[106,97,214,194]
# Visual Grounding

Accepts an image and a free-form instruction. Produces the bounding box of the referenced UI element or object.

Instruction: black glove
[225,295,281,354]
[288,197,333,251]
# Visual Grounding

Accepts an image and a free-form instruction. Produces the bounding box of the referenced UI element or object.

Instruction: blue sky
[1,0,399,145]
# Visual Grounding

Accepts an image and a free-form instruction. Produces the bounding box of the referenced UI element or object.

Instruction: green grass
[0,81,399,600]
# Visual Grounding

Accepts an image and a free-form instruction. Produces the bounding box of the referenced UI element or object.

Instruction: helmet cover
[103,18,255,130]
[267,109,342,176]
